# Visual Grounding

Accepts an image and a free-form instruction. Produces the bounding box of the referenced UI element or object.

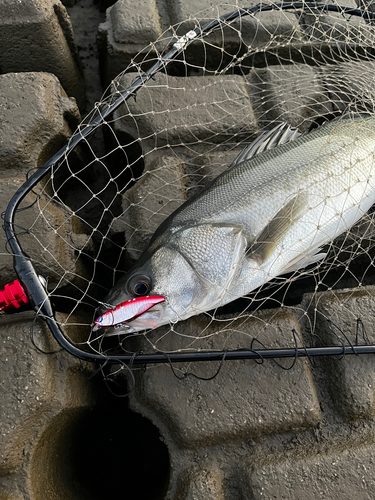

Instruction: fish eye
[128,274,152,296]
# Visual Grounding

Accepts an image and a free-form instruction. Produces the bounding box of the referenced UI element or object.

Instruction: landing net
[6,1,375,367]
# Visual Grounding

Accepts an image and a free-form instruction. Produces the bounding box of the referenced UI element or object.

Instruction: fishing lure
[93,295,165,331]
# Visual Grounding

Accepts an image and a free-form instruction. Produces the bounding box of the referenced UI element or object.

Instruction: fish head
[102,246,207,333]
[102,224,247,333]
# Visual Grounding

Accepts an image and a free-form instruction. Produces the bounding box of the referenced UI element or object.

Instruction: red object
[93,295,165,331]
[0,279,29,311]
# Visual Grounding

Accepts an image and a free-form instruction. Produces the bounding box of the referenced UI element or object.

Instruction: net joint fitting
[173,30,198,51]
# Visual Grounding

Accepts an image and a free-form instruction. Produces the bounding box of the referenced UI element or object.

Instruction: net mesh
[10,0,375,362]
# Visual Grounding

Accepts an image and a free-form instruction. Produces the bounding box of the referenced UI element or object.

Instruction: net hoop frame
[4,2,375,365]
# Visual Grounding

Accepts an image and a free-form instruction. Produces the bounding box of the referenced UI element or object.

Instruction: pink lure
[93,295,165,331]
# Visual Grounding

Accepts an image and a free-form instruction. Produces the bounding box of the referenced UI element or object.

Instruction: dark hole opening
[68,397,170,500]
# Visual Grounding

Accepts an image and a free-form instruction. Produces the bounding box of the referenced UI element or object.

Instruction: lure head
[93,310,114,331]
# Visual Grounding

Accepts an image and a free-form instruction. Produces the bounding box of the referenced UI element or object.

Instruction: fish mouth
[93,295,165,332]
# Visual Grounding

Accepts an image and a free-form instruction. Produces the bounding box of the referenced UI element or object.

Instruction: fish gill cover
[6,0,375,375]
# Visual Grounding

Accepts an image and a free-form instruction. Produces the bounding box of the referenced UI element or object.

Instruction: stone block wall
[1,1,375,500]
[97,0,367,85]
[0,0,85,110]
[0,72,90,288]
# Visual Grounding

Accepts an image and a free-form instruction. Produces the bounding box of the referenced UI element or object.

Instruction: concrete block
[17,189,92,289]
[247,64,333,132]
[129,309,321,448]
[320,60,375,114]
[98,0,369,86]
[0,73,91,288]
[0,188,94,292]
[108,72,257,265]
[109,0,163,45]
[175,465,225,500]
[168,0,300,42]
[0,312,95,498]
[0,0,85,109]
[305,286,375,420]
[0,493,23,500]
[246,446,375,499]
[0,311,171,500]
[113,72,258,153]
[0,73,80,172]
[97,0,168,85]
[108,70,258,265]
[61,0,78,6]
[189,147,248,185]
[110,154,188,261]
[166,1,301,73]
[98,0,300,85]
[300,0,367,46]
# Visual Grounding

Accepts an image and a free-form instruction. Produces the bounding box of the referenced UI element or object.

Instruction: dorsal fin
[229,122,301,169]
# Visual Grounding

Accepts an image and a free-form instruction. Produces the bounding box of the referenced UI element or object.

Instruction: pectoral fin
[249,193,307,264]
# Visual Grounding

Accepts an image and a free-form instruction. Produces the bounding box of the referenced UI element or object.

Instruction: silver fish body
[104,114,375,333]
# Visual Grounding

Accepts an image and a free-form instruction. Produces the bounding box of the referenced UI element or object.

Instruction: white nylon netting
[11,1,375,361]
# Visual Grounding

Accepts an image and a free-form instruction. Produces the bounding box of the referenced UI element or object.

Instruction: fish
[98,113,375,334]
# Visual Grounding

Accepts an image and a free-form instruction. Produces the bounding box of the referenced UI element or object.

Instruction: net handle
[3,2,375,364]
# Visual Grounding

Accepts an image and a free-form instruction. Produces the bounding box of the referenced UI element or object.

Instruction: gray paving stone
[300,0,367,45]
[129,309,321,448]
[110,154,188,261]
[305,286,375,420]
[0,72,79,172]
[113,72,258,152]
[97,0,169,86]
[175,465,225,500]
[247,64,333,132]
[320,60,375,114]
[0,312,94,498]
[98,0,300,86]
[0,73,91,288]
[0,0,85,109]
[246,445,375,499]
